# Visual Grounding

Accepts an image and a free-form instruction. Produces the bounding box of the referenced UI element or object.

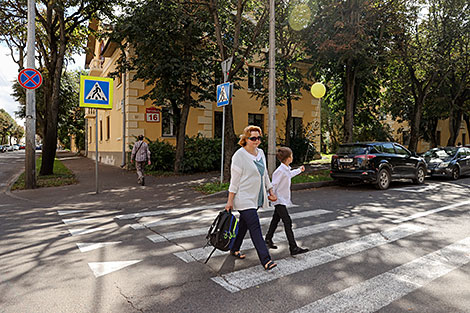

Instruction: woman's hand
[225,200,233,211]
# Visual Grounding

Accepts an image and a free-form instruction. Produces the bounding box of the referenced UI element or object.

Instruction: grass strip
[12,157,77,190]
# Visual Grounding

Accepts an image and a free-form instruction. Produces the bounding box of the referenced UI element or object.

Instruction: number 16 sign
[146,107,160,123]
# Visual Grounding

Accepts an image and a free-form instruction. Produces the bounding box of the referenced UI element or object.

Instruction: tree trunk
[223,101,237,182]
[174,85,191,173]
[429,117,439,148]
[446,104,462,146]
[408,93,425,152]
[344,59,357,143]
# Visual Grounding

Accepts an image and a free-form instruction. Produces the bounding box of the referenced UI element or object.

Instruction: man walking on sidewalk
[131,135,151,185]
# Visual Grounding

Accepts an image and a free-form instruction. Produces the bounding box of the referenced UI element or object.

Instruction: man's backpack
[204,210,238,264]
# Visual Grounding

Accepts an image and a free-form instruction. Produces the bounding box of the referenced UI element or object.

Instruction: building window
[214,111,223,138]
[248,113,264,133]
[402,131,410,146]
[248,66,263,91]
[436,131,441,146]
[106,116,110,140]
[162,108,176,137]
[99,120,103,141]
[89,126,92,143]
[292,117,303,137]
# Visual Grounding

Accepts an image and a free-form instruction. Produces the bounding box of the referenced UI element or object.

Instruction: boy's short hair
[277,147,292,163]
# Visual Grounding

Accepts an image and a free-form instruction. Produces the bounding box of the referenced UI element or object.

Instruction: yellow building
[84,37,321,167]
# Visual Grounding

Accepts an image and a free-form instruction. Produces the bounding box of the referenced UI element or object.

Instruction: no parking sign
[18,68,42,89]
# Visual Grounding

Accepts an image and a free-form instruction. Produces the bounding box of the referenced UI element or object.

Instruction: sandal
[230,251,246,259]
[264,260,277,271]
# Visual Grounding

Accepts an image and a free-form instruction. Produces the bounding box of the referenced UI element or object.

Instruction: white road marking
[68,228,106,236]
[147,208,330,243]
[290,236,470,313]
[392,199,470,224]
[88,260,141,278]
[174,216,369,263]
[115,203,226,220]
[57,210,85,215]
[76,242,122,252]
[131,207,327,230]
[62,217,111,225]
[392,185,438,192]
[211,224,425,292]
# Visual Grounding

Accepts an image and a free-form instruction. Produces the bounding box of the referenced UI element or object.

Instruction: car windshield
[337,145,369,155]
[423,147,457,160]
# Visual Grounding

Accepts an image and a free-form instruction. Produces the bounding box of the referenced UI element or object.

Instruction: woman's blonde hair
[238,125,262,146]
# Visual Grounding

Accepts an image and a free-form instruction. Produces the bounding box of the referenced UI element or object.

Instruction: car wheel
[375,168,391,190]
[451,166,460,180]
[413,166,426,184]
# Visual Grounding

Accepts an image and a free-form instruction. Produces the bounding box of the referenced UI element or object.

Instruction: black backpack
[204,210,238,264]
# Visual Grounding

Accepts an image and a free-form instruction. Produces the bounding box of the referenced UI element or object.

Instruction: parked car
[0,145,5,152]
[13,144,20,151]
[422,146,470,180]
[4,145,14,152]
[330,142,427,190]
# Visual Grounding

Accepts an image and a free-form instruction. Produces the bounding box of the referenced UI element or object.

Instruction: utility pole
[25,0,36,189]
[268,0,276,175]
[121,50,127,168]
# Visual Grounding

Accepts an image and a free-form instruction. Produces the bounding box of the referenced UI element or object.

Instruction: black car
[423,146,470,179]
[330,142,427,190]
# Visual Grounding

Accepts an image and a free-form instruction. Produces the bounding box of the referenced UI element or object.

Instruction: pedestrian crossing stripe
[88,260,141,278]
[79,75,113,109]
[211,223,425,292]
[290,236,470,313]
[86,82,108,101]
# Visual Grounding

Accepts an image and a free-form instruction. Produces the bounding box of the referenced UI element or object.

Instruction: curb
[201,179,337,199]
[4,168,37,203]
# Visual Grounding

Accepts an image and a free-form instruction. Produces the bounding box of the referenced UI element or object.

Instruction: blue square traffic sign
[217,82,231,107]
[79,76,114,109]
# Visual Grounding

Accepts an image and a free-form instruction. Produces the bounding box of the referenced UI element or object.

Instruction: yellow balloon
[311,82,326,98]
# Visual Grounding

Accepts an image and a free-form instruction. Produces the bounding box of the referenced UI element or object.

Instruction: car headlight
[439,162,450,168]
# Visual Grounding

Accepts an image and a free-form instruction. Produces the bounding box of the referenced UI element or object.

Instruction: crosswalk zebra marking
[146,209,331,243]
[115,203,226,220]
[57,210,85,215]
[88,260,142,278]
[174,216,370,263]
[68,228,106,236]
[62,217,111,225]
[290,236,470,313]
[392,199,470,224]
[131,207,328,230]
[211,223,425,293]
[76,242,122,252]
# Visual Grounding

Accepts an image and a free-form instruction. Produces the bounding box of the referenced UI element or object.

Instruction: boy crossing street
[265,147,309,256]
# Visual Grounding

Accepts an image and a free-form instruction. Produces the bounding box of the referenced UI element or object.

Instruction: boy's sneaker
[290,247,309,256]
[265,239,278,249]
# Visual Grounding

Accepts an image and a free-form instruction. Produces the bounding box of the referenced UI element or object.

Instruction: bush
[181,134,221,173]
[148,138,176,172]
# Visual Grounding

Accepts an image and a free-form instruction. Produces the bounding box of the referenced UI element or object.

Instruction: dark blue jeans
[230,208,271,266]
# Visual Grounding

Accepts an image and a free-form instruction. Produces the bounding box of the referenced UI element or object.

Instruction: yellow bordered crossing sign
[79,75,114,109]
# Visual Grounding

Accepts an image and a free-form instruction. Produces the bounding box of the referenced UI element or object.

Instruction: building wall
[85,40,321,167]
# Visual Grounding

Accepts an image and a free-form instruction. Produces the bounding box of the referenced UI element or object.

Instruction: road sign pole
[25,0,36,189]
[220,57,232,184]
[95,110,99,194]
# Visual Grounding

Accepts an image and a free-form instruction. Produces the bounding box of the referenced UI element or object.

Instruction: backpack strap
[204,247,217,264]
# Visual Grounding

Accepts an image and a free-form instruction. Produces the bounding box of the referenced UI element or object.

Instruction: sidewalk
[9,152,334,208]
[9,152,222,210]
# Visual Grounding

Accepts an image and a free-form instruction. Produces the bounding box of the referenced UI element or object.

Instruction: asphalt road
[1,153,470,313]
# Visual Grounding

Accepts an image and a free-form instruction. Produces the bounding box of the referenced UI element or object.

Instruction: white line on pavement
[115,203,226,220]
[131,207,326,230]
[392,199,470,224]
[88,260,142,278]
[62,217,112,225]
[147,208,331,243]
[76,242,122,252]
[211,224,425,293]
[174,216,369,263]
[68,228,106,236]
[57,210,85,215]
[290,236,470,313]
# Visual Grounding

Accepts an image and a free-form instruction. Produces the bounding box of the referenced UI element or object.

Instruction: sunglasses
[248,136,262,141]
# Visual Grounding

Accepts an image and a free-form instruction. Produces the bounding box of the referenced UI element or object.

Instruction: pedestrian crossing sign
[217,82,231,107]
[79,75,114,109]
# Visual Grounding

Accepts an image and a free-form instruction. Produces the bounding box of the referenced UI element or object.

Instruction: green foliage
[291,170,332,184]
[0,109,23,145]
[12,157,77,190]
[146,139,176,172]
[195,182,229,195]
[181,135,222,173]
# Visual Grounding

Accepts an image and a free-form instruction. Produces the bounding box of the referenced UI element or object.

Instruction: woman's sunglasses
[248,136,262,141]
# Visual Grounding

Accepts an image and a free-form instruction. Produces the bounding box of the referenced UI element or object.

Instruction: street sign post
[79,75,114,194]
[18,68,42,90]
[219,57,233,184]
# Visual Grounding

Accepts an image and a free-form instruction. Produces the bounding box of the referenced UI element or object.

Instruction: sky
[0,43,85,127]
